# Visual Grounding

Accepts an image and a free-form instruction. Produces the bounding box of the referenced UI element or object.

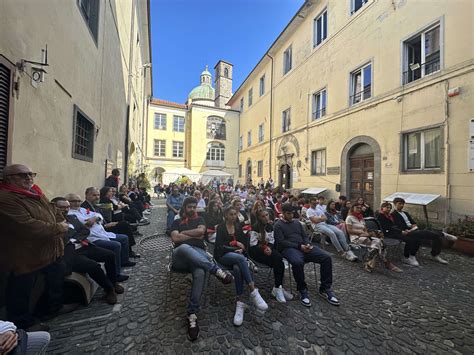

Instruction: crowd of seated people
[0,164,152,352]
[164,178,459,341]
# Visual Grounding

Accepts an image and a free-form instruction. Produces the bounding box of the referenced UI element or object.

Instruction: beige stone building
[146,62,239,184]
[229,0,473,222]
[0,0,152,197]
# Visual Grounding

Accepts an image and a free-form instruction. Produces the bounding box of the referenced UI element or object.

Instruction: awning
[200,169,233,184]
[383,192,440,206]
[301,187,328,195]
[162,168,201,184]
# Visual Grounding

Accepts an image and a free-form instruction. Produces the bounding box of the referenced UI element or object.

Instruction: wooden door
[349,154,374,205]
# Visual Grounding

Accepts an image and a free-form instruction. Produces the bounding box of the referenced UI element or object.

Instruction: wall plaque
[327,166,340,175]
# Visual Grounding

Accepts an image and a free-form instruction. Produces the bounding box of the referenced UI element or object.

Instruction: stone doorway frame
[341,136,381,209]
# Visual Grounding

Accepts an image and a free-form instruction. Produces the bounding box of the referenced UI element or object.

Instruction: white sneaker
[271,286,286,303]
[233,301,246,326]
[402,256,420,266]
[344,250,358,262]
[432,255,448,264]
[250,289,268,311]
[282,288,294,301]
[442,232,458,242]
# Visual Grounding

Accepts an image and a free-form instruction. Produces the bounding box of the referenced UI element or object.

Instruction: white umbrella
[200,170,233,184]
[162,168,201,184]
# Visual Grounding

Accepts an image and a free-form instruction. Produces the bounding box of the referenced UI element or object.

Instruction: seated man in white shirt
[65,193,134,282]
[306,197,357,262]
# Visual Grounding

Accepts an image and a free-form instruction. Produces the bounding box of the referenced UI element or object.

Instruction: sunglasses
[9,172,37,178]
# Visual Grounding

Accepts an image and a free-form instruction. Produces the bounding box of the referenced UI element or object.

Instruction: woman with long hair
[345,204,402,273]
[250,209,293,303]
[204,199,223,243]
[215,206,268,326]
[325,200,346,233]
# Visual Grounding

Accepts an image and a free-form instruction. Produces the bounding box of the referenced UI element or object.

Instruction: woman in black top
[356,197,374,218]
[215,206,268,326]
[249,209,292,303]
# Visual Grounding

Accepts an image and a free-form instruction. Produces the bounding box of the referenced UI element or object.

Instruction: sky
[150,0,304,103]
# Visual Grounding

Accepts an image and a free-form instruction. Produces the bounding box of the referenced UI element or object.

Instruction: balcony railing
[312,107,326,120]
[403,56,440,84]
[350,86,371,106]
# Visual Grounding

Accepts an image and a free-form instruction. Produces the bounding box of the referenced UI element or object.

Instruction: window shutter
[0,63,11,178]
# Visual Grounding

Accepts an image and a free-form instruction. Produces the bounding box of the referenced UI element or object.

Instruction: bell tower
[214,60,233,108]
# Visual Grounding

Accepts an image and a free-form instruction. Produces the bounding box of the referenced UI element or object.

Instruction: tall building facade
[0,0,152,196]
[229,0,473,222]
[146,64,239,183]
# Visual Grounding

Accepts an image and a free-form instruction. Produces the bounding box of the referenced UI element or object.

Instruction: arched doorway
[246,159,252,184]
[279,164,291,189]
[341,136,381,209]
[349,144,374,206]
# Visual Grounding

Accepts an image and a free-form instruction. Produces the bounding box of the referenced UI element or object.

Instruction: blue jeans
[218,252,253,296]
[281,247,333,292]
[94,234,129,275]
[314,223,349,253]
[172,244,217,314]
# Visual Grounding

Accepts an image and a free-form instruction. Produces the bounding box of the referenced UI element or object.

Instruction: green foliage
[447,216,474,239]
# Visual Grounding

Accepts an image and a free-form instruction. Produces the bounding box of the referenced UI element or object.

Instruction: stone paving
[46,200,474,354]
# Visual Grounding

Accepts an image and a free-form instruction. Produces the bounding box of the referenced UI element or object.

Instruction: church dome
[188,65,215,101]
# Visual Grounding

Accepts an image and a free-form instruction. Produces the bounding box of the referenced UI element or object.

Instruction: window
[206,116,226,140]
[350,63,372,105]
[403,24,441,84]
[313,10,327,47]
[239,135,243,151]
[153,139,166,157]
[172,141,184,158]
[283,46,292,75]
[312,89,327,119]
[351,0,368,15]
[0,59,13,177]
[247,130,252,147]
[259,75,265,96]
[78,0,100,43]
[154,113,166,130]
[282,108,291,133]
[403,128,441,170]
[206,142,225,161]
[240,98,244,112]
[258,123,264,143]
[238,164,242,178]
[248,88,253,107]
[311,149,326,175]
[257,161,263,177]
[173,115,185,132]
[224,68,229,78]
[72,106,95,162]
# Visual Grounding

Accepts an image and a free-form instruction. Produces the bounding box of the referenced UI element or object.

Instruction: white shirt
[68,208,117,242]
[197,198,206,209]
[399,211,412,228]
[316,204,327,214]
[306,206,326,228]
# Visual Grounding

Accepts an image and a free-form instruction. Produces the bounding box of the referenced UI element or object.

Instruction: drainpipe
[443,80,451,225]
[124,0,136,183]
[266,53,274,179]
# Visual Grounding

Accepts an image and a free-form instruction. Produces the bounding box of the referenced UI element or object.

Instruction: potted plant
[449,216,474,256]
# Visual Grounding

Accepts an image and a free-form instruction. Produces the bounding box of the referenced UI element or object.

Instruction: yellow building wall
[146,103,187,182]
[0,0,151,197]
[187,105,240,177]
[231,0,474,221]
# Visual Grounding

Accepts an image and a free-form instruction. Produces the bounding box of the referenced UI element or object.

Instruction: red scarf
[352,212,364,221]
[380,210,394,222]
[180,212,198,225]
[0,182,44,200]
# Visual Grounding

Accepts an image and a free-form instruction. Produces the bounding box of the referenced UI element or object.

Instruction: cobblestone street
[46,200,474,354]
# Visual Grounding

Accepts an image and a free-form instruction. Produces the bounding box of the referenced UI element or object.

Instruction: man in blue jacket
[274,203,339,308]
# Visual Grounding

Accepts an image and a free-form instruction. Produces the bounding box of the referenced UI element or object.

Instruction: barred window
[72,106,95,162]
